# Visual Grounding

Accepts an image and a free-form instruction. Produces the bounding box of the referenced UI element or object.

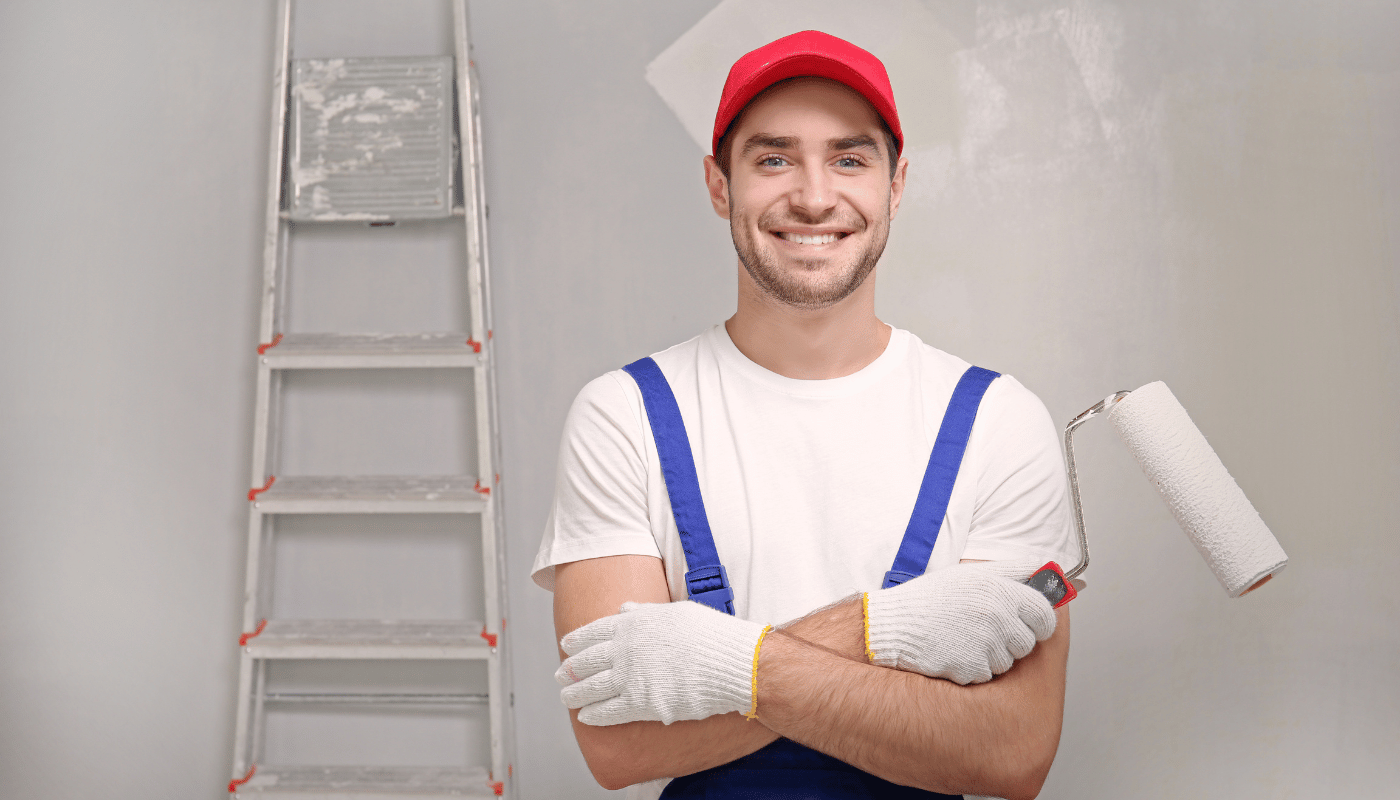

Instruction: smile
[773,231,847,245]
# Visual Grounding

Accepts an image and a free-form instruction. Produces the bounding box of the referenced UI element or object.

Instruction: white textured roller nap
[1108,381,1288,597]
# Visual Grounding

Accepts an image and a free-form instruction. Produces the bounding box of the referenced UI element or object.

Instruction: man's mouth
[773,231,848,245]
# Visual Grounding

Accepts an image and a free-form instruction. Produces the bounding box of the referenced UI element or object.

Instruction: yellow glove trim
[862,592,875,663]
[744,625,774,721]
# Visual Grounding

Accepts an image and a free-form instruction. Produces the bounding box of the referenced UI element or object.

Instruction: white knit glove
[865,559,1056,685]
[557,601,768,726]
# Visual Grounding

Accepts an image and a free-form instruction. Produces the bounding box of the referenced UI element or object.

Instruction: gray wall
[1,1,1396,798]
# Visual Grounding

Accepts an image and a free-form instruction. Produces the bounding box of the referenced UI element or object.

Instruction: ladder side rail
[233,517,272,778]
[258,0,294,346]
[453,1,488,352]
[231,612,257,777]
[470,65,505,496]
[244,372,282,643]
[235,0,293,782]
[471,57,517,790]
[249,370,275,508]
[455,0,499,633]
[469,67,498,347]
[470,65,509,630]
[245,0,293,597]
[452,0,498,635]
[454,1,509,789]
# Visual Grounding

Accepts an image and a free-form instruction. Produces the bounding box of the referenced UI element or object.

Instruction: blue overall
[621,357,1000,800]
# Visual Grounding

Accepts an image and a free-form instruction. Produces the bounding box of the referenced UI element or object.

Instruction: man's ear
[888,156,909,221]
[703,155,731,220]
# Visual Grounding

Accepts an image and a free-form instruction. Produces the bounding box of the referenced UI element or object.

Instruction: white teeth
[779,232,840,245]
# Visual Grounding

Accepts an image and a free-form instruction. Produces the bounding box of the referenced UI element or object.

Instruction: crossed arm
[554,553,1069,799]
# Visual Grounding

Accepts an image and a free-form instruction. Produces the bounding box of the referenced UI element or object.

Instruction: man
[533,31,1076,800]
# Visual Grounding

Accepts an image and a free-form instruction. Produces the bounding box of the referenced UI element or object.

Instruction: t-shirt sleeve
[531,372,663,592]
[958,375,1080,569]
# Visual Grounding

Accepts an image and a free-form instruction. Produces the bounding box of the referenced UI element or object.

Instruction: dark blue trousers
[660,739,962,799]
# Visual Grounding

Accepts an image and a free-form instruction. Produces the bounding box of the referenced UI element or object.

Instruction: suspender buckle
[685,565,735,615]
[882,569,920,589]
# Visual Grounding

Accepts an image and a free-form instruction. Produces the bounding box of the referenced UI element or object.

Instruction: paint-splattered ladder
[228,1,514,797]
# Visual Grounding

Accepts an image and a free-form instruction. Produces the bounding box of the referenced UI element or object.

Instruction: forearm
[567,705,776,789]
[556,556,772,788]
[777,595,868,659]
[754,602,1070,800]
[565,607,858,788]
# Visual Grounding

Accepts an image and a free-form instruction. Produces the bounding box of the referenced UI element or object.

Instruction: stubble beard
[731,203,889,310]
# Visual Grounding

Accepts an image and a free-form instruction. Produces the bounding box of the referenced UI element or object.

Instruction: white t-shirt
[532,324,1077,798]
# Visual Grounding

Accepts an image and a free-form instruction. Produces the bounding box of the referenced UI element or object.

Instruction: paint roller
[1052,380,1288,598]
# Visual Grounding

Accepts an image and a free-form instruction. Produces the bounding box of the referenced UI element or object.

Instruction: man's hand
[865,559,1056,685]
[557,600,767,726]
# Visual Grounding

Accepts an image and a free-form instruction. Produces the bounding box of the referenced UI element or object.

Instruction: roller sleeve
[1108,381,1288,597]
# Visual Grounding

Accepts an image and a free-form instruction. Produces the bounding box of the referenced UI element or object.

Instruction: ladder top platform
[288,56,456,222]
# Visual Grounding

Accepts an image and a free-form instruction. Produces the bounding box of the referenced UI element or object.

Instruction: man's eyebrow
[739,134,798,158]
[829,134,881,153]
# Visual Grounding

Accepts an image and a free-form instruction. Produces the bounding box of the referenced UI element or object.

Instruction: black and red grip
[1023,561,1077,609]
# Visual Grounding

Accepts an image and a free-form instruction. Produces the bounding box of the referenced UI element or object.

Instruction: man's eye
[759,156,789,168]
[835,156,866,168]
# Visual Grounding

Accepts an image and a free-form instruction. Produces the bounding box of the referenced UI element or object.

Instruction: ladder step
[280,207,467,220]
[243,620,494,660]
[263,692,489,706]
[233,765,500,798]
[253,476,489,514]
[261,334,485,369]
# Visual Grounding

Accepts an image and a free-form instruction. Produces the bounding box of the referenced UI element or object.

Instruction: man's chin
[735,226,885,309]
[743,262,871,309]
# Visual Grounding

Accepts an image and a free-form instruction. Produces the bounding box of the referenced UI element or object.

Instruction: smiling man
[533,31,1077,800]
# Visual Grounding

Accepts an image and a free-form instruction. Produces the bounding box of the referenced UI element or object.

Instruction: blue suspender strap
[883,366,1001,589]
[622,357,735,615]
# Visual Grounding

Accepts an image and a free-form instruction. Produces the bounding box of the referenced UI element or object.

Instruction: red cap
[712,30,903,157]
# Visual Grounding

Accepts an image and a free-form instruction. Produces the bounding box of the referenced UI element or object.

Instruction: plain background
[1,0,1396,797]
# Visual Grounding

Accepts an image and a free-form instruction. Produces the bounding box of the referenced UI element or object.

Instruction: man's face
[707,78,906,310]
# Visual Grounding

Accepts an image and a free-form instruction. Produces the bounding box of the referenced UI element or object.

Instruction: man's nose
[789,162,837,219]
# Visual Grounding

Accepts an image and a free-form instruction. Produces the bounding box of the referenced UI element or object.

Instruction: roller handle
[1023,561,1076,609]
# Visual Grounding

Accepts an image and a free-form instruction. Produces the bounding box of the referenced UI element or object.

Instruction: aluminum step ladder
[229,1,513,796]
